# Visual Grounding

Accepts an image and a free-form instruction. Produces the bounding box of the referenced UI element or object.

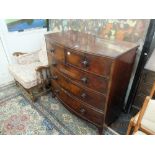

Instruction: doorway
[0,36,13,86]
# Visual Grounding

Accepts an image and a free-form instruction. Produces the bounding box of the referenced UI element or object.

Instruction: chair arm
[150,81,155,98]
[133,96,150,133]
[13,50,40,64]
[35,65,49,72]
[35,65,51,90]
[13,52,28,57]
[35,65,50,82]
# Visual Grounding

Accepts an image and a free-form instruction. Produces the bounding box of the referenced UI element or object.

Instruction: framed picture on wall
[5,19,47,32]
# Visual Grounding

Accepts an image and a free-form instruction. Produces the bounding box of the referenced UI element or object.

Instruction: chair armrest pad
[13,50,40,64]
[13,52,28,57]
[35,65,49,72]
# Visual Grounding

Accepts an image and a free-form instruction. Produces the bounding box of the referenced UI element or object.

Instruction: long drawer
[51,68,106,111]
[52,81,104,126]
[51,61,109,94]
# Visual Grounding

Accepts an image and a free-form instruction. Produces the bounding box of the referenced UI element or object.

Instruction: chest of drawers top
[45,30,138,59]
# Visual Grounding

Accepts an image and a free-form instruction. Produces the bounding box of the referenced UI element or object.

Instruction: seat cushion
[134,99,155,133]
[134,131,147,135]
[15,51,40,65]
[8,62,42,89]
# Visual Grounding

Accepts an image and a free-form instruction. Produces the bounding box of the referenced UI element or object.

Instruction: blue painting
[6,19,47,32]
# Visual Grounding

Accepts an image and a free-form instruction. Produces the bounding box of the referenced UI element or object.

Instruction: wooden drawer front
[65,49,112,77]
[52,62,108,94]
[52,81,104,126]
[46,39,53,51]
[51,68,106,110]
[46,41,65,62]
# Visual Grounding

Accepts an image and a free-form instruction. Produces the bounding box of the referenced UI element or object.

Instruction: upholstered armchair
[8,39,51,102]
[127,81,155,135]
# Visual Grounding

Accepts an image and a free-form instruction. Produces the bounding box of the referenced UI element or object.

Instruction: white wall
[6,28,47,64]
[0,20,47,85]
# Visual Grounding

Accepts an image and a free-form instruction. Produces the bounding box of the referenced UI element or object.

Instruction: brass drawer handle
[52,61,57,66]
[52,75,58,80]
[81,93,87,98]
[81,77,88,84]
[82,60,89,67]
[79,108,86,114]
[55,89,59,93]
[50,48,55,53]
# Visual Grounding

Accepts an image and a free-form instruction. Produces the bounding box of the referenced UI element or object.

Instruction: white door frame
[0,20,14,87]
[0,20,12,63]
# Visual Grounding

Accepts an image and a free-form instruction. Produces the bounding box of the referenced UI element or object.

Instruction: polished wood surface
[65,49,112,77]
[104,49,137,124]
[46,41,65,63]
[45,30,138,134]
[52,61,109,94]
[45,30,138,58]
[51,67,106,110]
[52,81,104,126]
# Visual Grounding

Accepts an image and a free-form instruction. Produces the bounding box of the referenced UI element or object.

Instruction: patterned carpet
[0,83,117,135]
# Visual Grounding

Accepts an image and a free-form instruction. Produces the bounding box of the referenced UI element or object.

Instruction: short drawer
[51,62,109,94]
[46,40,65,63]
[51,68,106,111]
[52,81,104,126]
[65,49,112,77]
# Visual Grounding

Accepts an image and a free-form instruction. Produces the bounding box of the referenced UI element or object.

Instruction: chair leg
[133,96,150,134]
[28,89,36,102]
[126,117,134,135]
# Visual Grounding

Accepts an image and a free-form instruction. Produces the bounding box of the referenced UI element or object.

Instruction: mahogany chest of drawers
[45,31,138,134]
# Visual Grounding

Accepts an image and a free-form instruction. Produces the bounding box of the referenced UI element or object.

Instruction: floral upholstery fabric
[15,51,40,65]
[38,39,48,66]
[8,62,42,89]
[9,39,49,89]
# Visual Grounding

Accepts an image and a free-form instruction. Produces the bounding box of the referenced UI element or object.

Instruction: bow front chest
[45,31,138,134]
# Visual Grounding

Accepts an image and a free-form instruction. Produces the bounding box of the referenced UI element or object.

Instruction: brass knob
[80,108,86,114]
[52,75,58,80]
[50,48,55,53]
[52,61,57,66]
[55,89,59,93]
[81,93,86,98]
[82,60,89,67]
[81,77,88,84]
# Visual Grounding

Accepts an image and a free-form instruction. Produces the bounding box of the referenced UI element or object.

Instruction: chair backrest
[38,38,48,66]
[150,81,155,98]
[133,96,151,133]
[133,81,155,134]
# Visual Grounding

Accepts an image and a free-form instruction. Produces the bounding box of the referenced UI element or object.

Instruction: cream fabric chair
[133,99,155,134]
[134,130,147,135]
[127,81,155,135]
[8,38,51,101]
